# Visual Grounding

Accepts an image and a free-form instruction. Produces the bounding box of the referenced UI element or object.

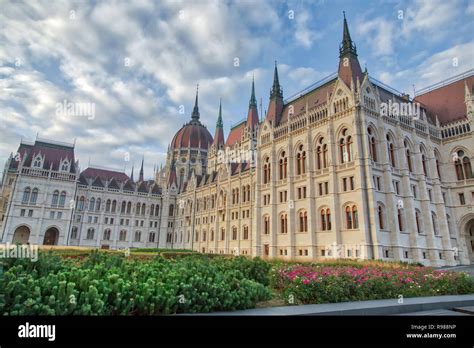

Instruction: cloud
[356,17,396,57]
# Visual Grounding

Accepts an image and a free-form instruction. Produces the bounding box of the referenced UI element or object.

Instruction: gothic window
[316,138,328,169]
[119,230,127,241]
[103,229,111,240]
[169,204,174,217]
[155,205,159,216]
[296,144,306,175]
[105,199,111,212]
[263,215,270,234]
[232,226,237,240]
[78,196,85,211]
[377,205,385,230]
[149,232,156,242]
[31,188,38,204]
[263,157,271,184]
[122,201,127,214]
[420,146,429,177]
[33,155,42,168]
[435,151,442,180]
[345,204,358,229]
[71,226,78,239]
[415,210,422,234]
[339,128,353,163]
[22,187,31,204]
[431,212,439,236]
[299,210,308,232]
[279,151,287,179]
[387,134,396,167]
[398,208,405,231]
[454,150,472,180]
[141,203,146,216]
[134,231,141,242]
[243,226,249,239]
[368,127,377,162]
[112,200,117,213]
[60,159,69,172]
[280,213,288,234]
[86,228,95,240]
[126,201,131,214]
[404,140,412,172]
[51,190,59,206]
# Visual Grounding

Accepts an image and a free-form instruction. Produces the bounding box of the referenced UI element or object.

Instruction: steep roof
[10,139,76,173]
[81,167,130,182]
[414,73,473,125]
[226,121,246,146]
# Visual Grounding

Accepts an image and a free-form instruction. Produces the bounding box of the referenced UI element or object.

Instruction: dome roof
[170,121,213,150]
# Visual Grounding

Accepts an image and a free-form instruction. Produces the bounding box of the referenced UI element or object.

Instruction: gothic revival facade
[1,16,473,266]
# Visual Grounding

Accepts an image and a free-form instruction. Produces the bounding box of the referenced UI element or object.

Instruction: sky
[1,0,473,179]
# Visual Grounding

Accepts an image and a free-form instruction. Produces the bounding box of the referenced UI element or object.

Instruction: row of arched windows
[22,187,39,205]
[51,190,67,207]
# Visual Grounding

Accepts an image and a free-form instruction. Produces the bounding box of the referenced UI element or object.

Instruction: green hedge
[1,251,270,315]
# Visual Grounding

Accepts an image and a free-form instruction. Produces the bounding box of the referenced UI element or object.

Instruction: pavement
[195,294,474,316]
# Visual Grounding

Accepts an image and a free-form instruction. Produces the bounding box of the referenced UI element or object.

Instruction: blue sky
[0,0,473,179]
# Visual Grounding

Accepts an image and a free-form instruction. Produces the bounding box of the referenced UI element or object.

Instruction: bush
[1,252,271,315]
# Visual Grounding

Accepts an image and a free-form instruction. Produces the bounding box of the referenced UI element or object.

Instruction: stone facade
[1,16,473,267]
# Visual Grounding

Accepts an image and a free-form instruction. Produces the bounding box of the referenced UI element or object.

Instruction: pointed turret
[213,98,225,148]
[265,61,284,126]
[247,76,259,129]
[191,84,200,122]
[338,12,363,88]
[139,156,144,182]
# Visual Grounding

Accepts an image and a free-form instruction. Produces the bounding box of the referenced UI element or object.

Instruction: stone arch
[43,226,60,245]
[12,225,31,244]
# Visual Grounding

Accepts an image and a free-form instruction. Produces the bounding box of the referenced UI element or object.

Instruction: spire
[249,75,257,107]
[270,61,283,99]
[213,98,225,148]
[266,61,284,126]
[191,84,200,121]
[130,165,134,182]
[247,77,259,129]
[139,156,144,182]
[337,12,363,88]
[340,11,357,58]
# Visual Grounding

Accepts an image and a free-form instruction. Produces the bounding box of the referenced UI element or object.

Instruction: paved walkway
[196,295,474,316]
[437,264,474,277]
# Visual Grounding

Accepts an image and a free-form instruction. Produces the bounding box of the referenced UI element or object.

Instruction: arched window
[279,151,287,179]
[420,146,428,177]
[106,199,111,212]
[377,205,384,230]
[280,213,288,233]
[22,187,31,204]
[246,185,251,201]
[346,206,353,229]
[150,204,155,216]
[368,127,377,162]
[296,144,306,175]
[398,208,404,231]
[431,212,439,236]
[316,138,328,170]
[263,157,271,184]
[122,201,127,214]
[220,228,225,241]
[31,188,38,204]
[149,232,156,242]
[339,128,353,163]
[86,228,95,240]
[264,216,270,234]
[404,140,412,172]
[89,197,96,211]
[51,190,59,206]
[446,214,453,236]
[352,206,358,229]
[71,226,78,239]
[232,226,237,240]
[321,208,331,231]
[155,205,159,216]
[136,202,140,215]
[454,150,472,180]
[96,198,101,211]
[415,210,422,234]
[141,203,146,216]
[78,196,85,211]
[112,200,117,213]
[126,201,131,214]
[298,210,308,232]
[119,230,127,241]
[103,229,111,240]
[387,134,396,167]
[210,229,214,241]
[169,204,174,216]
[59,191,66,207]
[134,231,141,242]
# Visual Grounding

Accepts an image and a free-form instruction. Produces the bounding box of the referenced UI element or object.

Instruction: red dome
[170,121,213,150]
